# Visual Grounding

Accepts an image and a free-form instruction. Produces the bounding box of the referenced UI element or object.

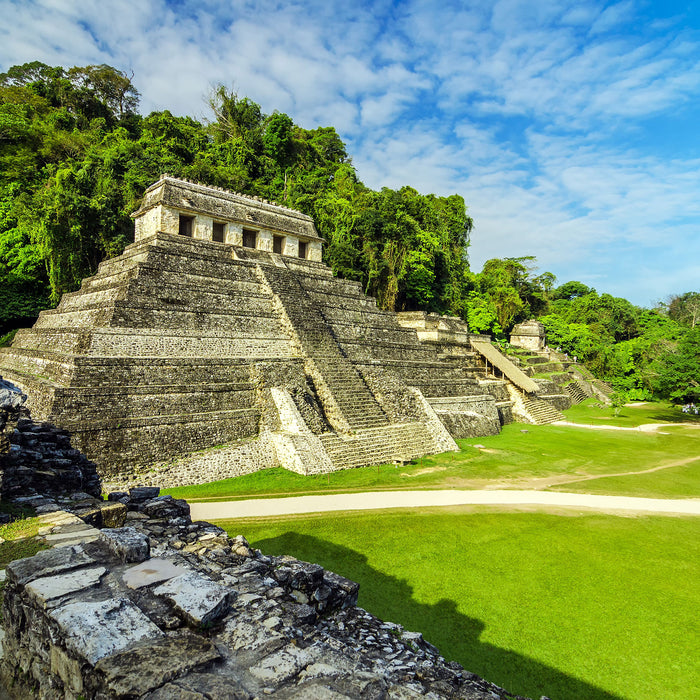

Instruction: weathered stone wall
[1,488,529,700]
[0,378,25,456]
[427,396,501,438]
[102,436,279,492]
[0,377,101,503]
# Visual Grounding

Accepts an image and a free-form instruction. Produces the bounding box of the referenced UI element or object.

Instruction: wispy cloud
[0,0,699,304]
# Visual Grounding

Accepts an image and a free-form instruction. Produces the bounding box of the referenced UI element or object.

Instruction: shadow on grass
[640,408,700,424]
[254,531,625,700]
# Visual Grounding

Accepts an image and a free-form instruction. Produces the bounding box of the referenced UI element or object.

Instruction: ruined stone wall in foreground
[1,488,530,700]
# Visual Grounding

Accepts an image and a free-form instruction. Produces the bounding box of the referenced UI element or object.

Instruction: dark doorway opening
[213,221,225,243]
[179,214,194,237]
[243,228,257,248]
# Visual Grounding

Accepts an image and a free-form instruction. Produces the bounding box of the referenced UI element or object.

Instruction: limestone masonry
[0,177,574,485]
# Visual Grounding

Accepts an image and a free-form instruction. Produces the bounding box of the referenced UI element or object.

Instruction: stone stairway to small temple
[257,263,390,432]
[565,380,591,404]
[507,384,565,425]
[522,395,565,424]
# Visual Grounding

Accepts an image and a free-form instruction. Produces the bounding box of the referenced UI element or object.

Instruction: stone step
[521,396,565,425]
[318,423,435,469]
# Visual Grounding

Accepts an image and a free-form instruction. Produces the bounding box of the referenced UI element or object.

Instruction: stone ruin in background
[0,176,575,488]
[509,320,546,352]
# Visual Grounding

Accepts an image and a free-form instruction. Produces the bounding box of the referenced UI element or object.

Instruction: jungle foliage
[466,256,698,403]
[0,63,471,329]
[0,62,696,403]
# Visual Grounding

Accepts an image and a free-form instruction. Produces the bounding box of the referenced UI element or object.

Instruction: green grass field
[165,401,700,501]
[191,401,699,699]
[564,400,700,427]
[0,514,47,621]
[224,509,699,700]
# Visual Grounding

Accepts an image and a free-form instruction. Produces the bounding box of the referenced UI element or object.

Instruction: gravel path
[191,489,700,520]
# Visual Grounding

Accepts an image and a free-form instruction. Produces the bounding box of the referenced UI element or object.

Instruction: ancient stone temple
[0,176,510,483]
[510,320,546,352]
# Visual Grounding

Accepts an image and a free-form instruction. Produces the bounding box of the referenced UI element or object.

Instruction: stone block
[7,544,95,586]
[94,629,221,697]
[25,565,106,609]
[50,644,83,695]
[122,557,190,589]
[145,673,251,699]
[130,486,161,501]
[153,571,232,627]
[140,495,190,520]
[249,644,322,686]
[51,597,163,665]
[99,527,150,563]
[72,501,127,528]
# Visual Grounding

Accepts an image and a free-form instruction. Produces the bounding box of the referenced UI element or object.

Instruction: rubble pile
[0,379,100,507]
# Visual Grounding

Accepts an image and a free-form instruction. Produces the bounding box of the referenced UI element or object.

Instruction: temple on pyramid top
[132,175,325,261]
[0,177,575,489]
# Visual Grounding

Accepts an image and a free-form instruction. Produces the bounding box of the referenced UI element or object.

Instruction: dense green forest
[0,62,697,403]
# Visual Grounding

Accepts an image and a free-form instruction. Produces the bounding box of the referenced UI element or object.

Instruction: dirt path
[478,454,700,491]
[191,490,700,520]
[553,420,679,432]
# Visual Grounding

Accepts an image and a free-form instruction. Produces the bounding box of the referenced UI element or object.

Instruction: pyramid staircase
[507,385,565,425]
[522,395,566,424]
[257,264,389,432]
[319,423,437,470]
[565,380,591,404]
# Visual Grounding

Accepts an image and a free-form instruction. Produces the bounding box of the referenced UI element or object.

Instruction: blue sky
[1,0,699,307]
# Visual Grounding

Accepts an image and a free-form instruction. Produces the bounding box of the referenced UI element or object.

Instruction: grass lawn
[0,516,46,568]
[0,513,47,620]
[223,508,700,700]
[164,401,700,501]
[548,458,700,498]
[564,400,700,428]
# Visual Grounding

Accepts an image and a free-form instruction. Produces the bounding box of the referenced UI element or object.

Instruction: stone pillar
[134,206,160,241]
[160,206,180,236]
[309,241,323,262]
[285,237,300,258]
[193,215,213,241]
[226,223,243,246]
[258,230,273,252]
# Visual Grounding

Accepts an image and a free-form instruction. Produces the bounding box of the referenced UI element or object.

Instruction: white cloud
[1,0,699,303]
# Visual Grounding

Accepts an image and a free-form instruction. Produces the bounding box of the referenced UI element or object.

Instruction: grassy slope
[227,509,699,700]
[165,401,700,501]
[0,514,47,620]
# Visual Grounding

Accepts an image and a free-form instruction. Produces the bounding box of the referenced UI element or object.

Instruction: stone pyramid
[0,177,502,484]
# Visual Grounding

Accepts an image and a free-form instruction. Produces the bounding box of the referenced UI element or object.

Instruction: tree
[609,390,628,417]
[653,328,700,404]
[668,292,700,329]
[553,280,594,301]
[67,64,140,117]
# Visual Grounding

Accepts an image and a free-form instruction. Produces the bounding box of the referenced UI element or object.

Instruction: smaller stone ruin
[509,320,546,352]
[0,378,101,510]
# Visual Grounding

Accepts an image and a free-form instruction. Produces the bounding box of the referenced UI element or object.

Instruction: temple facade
[133,176,324,261]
